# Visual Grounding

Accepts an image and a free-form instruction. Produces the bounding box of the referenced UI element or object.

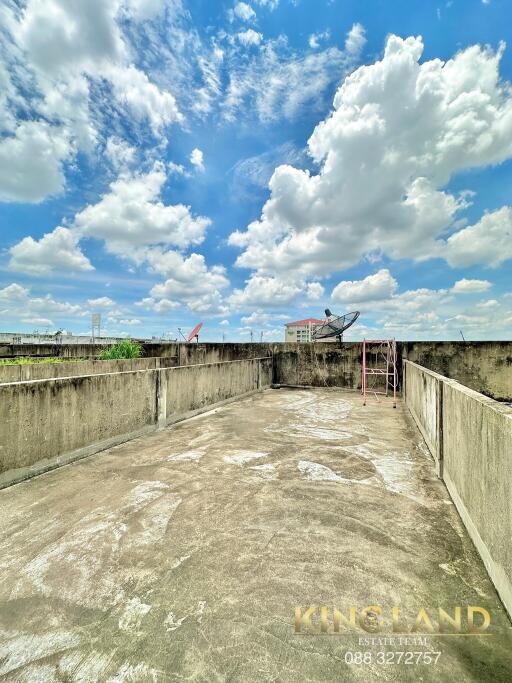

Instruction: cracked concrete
[0,388,511,682]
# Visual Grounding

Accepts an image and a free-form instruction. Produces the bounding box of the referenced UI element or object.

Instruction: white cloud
[88,296,116,307]
[220,319,230,326]
[451,278,492,293]
[0,283,30,302]
[253,0,279,9]
[14,0,124,79]
[0,282,84,327]
[106,64,182,136]
[309,31,330,50]
[105,137,136,171]
[119,318,141,325]
[21,317,54,328]
[0,0,183,202]
[137,297,180,313]
[476,299,499,308]
[224,35,363,122]
[229,275,303,308]
[190,148,205,172]
[237,29,263,46]
[230,35,512,277]
[332,269,398,303]
[74,163,210,257]
[241,310,289,326]
[231,142,306,195]
[147,251,230,316]
[123,0,168,21]
[9,227,93,276]
[307,282,325,300]
[444,207,512,267]
[0,122,72,202]
[233,3,257,22]
[344,23,366,56]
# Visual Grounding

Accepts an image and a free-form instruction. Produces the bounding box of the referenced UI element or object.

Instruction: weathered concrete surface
[3,340,511,400]
[404,360,512,618]
[442,381,512,620]
[403,341,512,402]
[0,389,511,682]
[0,358,272,488]
[403,361,449,476]
[0,357,176,384]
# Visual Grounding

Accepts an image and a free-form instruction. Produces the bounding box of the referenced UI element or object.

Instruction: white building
[284,318,332,343]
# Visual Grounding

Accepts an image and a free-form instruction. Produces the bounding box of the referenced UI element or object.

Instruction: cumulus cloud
[143,250,230,316]
[344,23,366,55]
[0,282,84,328]
[237,29,263,46]
[451,278,492,293]
[444,207,512,267]
[87,296,116,307]
[332,269,398,303]
[309,31,330,50]
[8,162,212,277]
[9,227,93,276]
[230,35,512,277]
[232,2,257,22]
[229,275,304,308]
[253,0,279,9]
[105,137,136,171]
[0,122,72,202]
[241,310,289,326]
[74,163,210,257]
[0,0,183,203]
[307,282,325,301]
[106,64,182,136]
[190,148,205,172]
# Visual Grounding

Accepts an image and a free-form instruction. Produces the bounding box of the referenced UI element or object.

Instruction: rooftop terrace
[1,388,511,681]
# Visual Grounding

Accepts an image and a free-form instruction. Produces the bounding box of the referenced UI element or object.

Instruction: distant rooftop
[285,318,324,326]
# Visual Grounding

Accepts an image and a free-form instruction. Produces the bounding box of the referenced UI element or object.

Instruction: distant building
[284,318,335,343]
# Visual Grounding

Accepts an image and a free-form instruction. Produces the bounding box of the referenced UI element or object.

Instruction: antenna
[459,330,466,342]
[312,310,360,346]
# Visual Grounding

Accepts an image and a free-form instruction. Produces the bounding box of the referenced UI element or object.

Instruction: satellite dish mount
[312,309,360,347]
[178,322,203,343]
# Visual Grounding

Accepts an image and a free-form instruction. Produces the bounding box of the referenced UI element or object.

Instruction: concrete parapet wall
[403,341,512,402]
[0,357,176,384]
[2,340,511,397]
[403,361,452,475]
[404,359,512,618]
[0,357,272,489]
[165,357,272,420]
[0,370,158,484]
[272,343,365,388]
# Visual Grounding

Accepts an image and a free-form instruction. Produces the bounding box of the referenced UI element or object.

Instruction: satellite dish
[186,322,203,343]
[312,309,360,344]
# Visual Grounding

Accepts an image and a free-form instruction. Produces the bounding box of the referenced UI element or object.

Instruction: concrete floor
[0,388,511,682]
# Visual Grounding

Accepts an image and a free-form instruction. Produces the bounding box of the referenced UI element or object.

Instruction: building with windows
[284,318,334,343]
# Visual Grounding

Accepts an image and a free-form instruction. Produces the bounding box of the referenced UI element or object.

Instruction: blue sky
[1,0,511,341]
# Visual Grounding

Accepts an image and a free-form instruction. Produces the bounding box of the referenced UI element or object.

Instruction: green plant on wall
[99,340,143,360]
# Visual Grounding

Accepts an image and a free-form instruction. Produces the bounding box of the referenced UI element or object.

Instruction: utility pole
[250,330,253,342]
[260,331,263,342]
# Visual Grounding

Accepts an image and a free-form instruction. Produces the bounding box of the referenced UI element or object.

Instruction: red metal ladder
[361,338,398,408]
